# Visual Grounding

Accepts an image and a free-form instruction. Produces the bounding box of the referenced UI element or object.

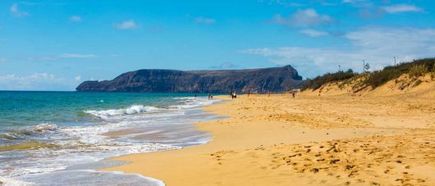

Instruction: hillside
[302,58,435,98]
[76,65,303,93]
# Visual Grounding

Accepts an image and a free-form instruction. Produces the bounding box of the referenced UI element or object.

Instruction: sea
[0,91,220,186]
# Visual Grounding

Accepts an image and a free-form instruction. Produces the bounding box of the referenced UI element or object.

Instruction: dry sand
[105,92,435,185]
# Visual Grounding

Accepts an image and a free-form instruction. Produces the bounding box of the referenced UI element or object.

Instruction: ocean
[0,91,220,185]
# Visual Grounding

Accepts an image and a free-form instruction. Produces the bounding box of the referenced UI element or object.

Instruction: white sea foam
[84,97,218,120]
[31,123,58,133]
[84,105,160,119]
[0,176,33,186]
[0,96,219,185]
[0,123,58,141]
[170,97,219,109]
[18,170,165,186]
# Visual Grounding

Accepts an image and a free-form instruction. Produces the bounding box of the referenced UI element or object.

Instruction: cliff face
[76,65,304,93]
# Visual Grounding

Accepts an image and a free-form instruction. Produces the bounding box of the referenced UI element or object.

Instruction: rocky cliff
[76,65,304,93]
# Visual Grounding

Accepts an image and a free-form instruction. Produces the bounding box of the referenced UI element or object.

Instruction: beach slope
[105,92,435,185]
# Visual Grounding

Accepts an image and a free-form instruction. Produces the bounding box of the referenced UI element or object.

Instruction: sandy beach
[105,90,435,185]
[5,1,435,185]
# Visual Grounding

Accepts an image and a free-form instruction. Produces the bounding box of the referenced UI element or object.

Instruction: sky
[1,0,435,90]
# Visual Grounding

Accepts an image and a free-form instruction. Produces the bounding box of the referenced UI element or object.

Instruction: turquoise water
[0,91,219,185]
[0,91,200,128]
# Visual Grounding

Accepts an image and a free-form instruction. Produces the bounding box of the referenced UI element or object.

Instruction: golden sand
[105,91,435,185]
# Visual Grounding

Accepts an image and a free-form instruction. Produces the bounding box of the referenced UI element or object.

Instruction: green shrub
[409,64,428,78]
[413,79,423,87]
[432,63,435,79]
[363,68,402,88]
[303,69,357,90]
[303,58,435,91]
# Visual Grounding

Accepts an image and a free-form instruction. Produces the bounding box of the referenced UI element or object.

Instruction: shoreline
[100,97,229,185]
[0,95,219,185]
[104,94,435,185]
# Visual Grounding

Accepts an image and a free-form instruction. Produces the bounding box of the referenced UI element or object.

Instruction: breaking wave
[0,96,220,185]
[84,97,218,120]
[84,105,160,119]
[0,123,58,141]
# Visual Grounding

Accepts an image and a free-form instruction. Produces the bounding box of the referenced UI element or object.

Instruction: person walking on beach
[231,91,237,99]
[289,89,300,98]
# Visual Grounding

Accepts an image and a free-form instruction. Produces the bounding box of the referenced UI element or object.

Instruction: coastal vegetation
[303,58,435,91]
[303,69,358,90]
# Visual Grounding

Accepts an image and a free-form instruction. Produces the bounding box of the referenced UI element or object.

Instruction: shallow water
[0,91,220,185]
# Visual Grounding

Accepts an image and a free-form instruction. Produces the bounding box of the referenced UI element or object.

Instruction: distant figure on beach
[208,94,213,100]
[231,92,237,99]
[289,89,301,98]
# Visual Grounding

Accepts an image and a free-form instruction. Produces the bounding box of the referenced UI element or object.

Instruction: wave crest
[32,123,58,133]
[84,105,159,119]
[0,123,58,141]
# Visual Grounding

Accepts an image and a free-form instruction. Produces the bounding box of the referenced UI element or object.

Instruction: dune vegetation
[303,58,435,92]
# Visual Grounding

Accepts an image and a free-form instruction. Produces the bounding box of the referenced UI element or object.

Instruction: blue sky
[1,0,435,90]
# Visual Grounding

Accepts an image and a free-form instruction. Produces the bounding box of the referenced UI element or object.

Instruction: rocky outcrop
[76,65,304,93]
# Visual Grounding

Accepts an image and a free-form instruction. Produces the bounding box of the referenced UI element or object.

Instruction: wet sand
[105,93,435,185]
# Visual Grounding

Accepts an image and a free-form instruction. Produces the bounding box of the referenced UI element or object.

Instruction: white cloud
[194,17,216,25]
[273,9,332,27]
[383,4,423,14]
[0,73,65,90]
[0,73,56,81]
[342,0,373,7]
[10,3,29,17]
[243,27,435,78]
[115,20,138,30]
[70,16,82,22]
[342,0,367,4]
[210,62,240,69]
[0,73,83,90]
[28,53,98,61]
[300,29,329,37]
[60,53,97,59]
[74,75,81,81]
